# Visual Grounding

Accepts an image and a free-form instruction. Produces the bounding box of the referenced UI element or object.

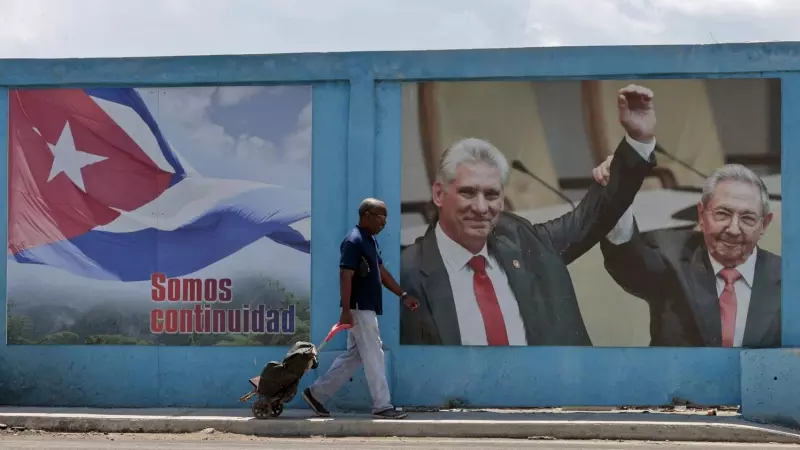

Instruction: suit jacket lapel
[683,241,723,346]
[418,227,462,345]
[742,248,781,347]
[489,234,540,346]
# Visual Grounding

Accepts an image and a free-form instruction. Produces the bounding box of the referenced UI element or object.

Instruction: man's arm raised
[524,84,658,265]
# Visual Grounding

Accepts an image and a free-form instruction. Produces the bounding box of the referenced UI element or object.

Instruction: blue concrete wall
[781,72,800,348]
[741,349,800,428]
[0,43,798,412]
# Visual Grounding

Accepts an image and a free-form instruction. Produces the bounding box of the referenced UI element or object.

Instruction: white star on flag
[46,121,108,192]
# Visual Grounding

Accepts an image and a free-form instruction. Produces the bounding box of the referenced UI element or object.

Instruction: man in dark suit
[399,84,659,346]
[596,163,780,348]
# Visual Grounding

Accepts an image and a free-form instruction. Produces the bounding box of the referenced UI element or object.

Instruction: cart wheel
[252,398,272,420]
[270,403,283,417]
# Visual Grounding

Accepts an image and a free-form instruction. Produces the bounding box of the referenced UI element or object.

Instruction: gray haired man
[399,84,660,346]
[598,163,781,348]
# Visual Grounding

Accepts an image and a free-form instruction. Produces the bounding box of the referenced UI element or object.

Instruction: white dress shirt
[605,134,757,347]
[605,135,657,245]
[708,251,756,347]
[432,134,655,346]
[607,223,758,348]
[434,223,528,346]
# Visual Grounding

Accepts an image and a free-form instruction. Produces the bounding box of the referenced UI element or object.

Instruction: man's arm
[605,205,637,246]
[529,135,656,265]
[600,214,669,301]
[590,147,668,302]
[376,244,419,310]
[522,85,659,264]
[340,269,354,312]
[374,240,403,297]
[380,265,405,297]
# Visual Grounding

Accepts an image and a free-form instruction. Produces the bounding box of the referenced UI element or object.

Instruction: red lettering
[183,278,202,301]
[152,275,234,302]
[150,309,164,333]
[194,304,204,333]
[204,279,218,302]
[227,309,241,332]
[151,273,166,301]
[219,278,232,302]
[180,309,194,333]
[167,279,181,301]
[165,309,179,333]
[212,309,226,333]
[153,308,283,335]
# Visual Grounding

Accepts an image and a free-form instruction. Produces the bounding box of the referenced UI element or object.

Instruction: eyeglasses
[709,208,761,229]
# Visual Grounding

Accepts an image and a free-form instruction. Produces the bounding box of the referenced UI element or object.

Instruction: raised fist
[618,84,656,143]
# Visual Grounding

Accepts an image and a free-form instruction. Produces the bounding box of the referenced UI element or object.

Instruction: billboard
[7,85,312,346]
[399,78,782,348]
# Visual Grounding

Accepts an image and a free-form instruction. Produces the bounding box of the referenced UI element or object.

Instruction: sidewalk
[1,406,800,444]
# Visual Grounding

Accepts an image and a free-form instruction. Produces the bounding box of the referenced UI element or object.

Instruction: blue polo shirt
[339,225,383,315]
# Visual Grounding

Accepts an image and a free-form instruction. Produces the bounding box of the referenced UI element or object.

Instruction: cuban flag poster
[6,85,312,346]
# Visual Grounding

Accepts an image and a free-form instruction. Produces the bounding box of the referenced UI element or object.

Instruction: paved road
[2,434,800,449]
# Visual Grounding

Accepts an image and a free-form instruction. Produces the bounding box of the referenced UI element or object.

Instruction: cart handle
[316,322,352,353]
[324,323,352,341]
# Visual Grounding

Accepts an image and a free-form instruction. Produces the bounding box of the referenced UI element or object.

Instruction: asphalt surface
[2,434,800,449]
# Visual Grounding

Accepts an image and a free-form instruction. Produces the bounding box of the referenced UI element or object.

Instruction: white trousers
[308,309,392,413]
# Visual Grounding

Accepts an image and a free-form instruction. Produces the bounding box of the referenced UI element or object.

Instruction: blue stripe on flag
[10,186,311,282]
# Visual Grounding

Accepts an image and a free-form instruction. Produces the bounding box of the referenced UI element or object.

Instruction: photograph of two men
[398,78,782,348]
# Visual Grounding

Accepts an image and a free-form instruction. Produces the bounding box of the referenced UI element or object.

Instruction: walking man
[302,198,420,419]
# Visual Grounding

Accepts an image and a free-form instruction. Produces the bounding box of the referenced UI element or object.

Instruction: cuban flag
[8,87,311,282]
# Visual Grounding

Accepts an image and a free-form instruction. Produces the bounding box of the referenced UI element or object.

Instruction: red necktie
[467,255,509,346]
[718,268,741,348]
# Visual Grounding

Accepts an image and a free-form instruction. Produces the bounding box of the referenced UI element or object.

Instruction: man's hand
[339,309,354,326]
[402,295,420,311]
[592,155,613,186]
[618,84,656,143]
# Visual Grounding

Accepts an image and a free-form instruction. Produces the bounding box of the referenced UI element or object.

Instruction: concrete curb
[2,410,800,444]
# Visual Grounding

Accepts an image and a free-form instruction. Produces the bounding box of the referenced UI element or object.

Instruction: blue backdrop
[0,43,798,414]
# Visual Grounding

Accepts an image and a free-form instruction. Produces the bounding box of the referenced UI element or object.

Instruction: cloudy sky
[137,86,312,188]
[2,0,799,59]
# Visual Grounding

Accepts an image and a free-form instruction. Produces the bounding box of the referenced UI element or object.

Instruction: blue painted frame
[0,42,797,409]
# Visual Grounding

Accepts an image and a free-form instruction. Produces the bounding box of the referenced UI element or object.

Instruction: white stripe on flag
[90,96,177,174]
[95,176,283,233]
